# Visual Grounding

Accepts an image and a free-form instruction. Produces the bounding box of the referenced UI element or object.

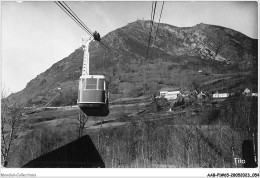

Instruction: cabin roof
[160,87,180,92]
[80,75,105,79]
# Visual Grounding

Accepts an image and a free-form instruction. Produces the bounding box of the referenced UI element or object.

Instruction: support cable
[55,1,120,59]
[55,2,92,37]
[55,1,132,76]
[61,1,93,35]
[150,1,165,60]
[146,1,157,60]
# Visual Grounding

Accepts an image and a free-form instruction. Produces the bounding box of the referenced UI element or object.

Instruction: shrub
[109,83,119,94]
[207,108,220,125]
[156,98,169,108]
[128,87,143,97]
[52,88,78,106]
[220,96,257,133]
[167,64,175,71]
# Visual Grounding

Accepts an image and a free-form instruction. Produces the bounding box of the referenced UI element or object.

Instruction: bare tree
[1,84,10,99]
[1,88,23,167]
[97,117,104,151]
[75,111,89,138]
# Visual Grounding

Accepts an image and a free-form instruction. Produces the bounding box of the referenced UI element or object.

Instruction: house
[213,92,229,98]
[159,87,180,100]
[165,91,181,100]
[241,88,258,97]
[159,91,168,98]
[243,88,251,96]
[252,93,258,97]
[197,91,206,100]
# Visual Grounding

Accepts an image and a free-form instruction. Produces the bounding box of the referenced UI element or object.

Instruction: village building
[159,87,181,100]
[212,92,229,98]
[197,91,206,100]
[242,88,258,97]
[252,93,258,97]
[159,91,168,98]
[243,88,251,96]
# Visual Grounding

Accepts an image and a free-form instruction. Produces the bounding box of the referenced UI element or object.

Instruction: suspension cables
[150,1,165,59]
[151,2,157,25]
[55,1,119,59]
[154,1,164,42]
[55,1,92,36]
[151,2,155,20]
[146,1,157,60]
[147,1,165,61]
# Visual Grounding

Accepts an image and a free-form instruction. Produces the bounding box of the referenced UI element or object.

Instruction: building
[243,88,251,96]
[252,93,258,97]
[159,87,180,100]
[159,91,168,98]
[197,91,206,100]
[213,92,229,98]
[165,91,181,100]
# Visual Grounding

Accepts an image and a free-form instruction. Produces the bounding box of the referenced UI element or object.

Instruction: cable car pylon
[77,36,109,117]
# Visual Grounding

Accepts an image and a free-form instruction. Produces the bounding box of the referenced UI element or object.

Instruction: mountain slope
[8,20,257,106]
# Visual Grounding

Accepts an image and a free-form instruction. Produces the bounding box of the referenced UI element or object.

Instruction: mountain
[7,20,258,106]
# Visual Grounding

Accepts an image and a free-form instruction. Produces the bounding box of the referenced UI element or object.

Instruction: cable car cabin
[77,75,109,117]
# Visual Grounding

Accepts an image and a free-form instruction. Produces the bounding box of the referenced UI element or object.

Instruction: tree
[18,129,42,166]
[75,111,89,138]
[97,117,104,151]
[1,88,23,167]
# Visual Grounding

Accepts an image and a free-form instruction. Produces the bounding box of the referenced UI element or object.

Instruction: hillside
[8,20,257,106]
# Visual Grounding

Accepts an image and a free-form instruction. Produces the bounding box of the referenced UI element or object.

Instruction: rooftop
[160,87,180,92]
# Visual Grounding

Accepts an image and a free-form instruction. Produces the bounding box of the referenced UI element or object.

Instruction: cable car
[77,37,109,117]
[78,75,109,116]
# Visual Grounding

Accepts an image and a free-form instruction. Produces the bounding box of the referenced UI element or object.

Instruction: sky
[1,1,258,95]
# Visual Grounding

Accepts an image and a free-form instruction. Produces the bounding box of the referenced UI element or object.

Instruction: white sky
[1,1,258,95]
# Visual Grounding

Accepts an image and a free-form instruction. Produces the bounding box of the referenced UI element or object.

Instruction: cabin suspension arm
[82,37,94,76]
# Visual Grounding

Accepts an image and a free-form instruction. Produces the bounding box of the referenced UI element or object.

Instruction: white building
[165,91,181,100]
[213,92,229,98]
[243,88,251,96]
[159,91,168,98]
[159,88,180,100]
[252,93,258,97]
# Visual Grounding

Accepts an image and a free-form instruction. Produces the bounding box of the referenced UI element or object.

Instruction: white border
[1,0,259,178]
[1,168,259,177]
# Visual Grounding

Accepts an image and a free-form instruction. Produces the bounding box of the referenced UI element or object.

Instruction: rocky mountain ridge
[7,20,257,106]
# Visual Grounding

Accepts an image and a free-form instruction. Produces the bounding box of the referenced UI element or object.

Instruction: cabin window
[79,79,82,89]
[82,79,86,90]
[79,79,85,90]
[98,79,105,90]
[85,78,97,89]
